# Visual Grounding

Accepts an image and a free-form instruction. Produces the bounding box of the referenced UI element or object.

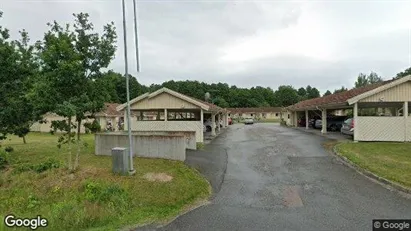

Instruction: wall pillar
[321,109,327,134]
[293,111,298,127]
[164,109,168,121]
[200,109,204,142]
[404,101,408,142]
[353,103,358,142]
[305,110,309,129]
[211,113,216,136]
[217,113,221,132]
[226,112,229,127]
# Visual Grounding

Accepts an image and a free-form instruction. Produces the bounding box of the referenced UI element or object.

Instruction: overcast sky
[2,0,411,93]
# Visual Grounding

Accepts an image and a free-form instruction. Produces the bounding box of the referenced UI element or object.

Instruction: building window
[167,110,199,121]
[288,114,290,119]
[251,113,253,116]
[136,110,165,121]
[228,114,231,116]
[275,113,279,117]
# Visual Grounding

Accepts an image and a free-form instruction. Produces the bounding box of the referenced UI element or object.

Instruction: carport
[287,75,411,142]
[116,87,229,147]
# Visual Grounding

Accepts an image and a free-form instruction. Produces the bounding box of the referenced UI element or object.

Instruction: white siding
[360,81,411,102]
[356,117,406,141]
[131,92,199,110]
[127,120,203,142]
[408,118,411,142]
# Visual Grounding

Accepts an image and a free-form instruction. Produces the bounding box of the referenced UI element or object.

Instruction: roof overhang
[116,88,211,112]
[347,75,411,105]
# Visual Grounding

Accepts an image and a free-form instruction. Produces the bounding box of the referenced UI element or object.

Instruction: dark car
[313,116,347,131]
[297,117,306,127]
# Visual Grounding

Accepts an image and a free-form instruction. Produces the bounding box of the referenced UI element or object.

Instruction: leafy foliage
[0,150,9,169]
[84,120,101,133]
[355,72,383,88]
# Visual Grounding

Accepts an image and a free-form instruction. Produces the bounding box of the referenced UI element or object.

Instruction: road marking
[283,186,304,208]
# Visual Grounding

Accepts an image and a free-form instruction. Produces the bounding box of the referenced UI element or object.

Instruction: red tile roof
[227,107,282,113]
[96,103,122,117]
[288,80,394,111]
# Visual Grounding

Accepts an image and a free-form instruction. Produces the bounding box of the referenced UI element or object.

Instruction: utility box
[111,147,129,175]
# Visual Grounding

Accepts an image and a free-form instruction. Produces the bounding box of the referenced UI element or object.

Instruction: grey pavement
[138,123,411,231]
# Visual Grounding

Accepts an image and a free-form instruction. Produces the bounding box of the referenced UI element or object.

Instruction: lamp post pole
[121,0,134,174]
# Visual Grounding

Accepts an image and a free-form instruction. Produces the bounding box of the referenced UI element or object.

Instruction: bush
[13,158,60,174]
[4,146,14,153]
[83,181,129,207]
[84,120,101,133]
[0,150,10,170]
[33,158,60,173]
[196,142,205,150]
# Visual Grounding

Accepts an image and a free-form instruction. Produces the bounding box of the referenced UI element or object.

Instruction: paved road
[148,123,411,231]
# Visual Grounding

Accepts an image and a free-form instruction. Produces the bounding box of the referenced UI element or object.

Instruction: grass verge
[335,142,411,189]
[0,132,211,231]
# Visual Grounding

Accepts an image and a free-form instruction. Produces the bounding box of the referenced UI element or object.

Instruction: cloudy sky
[2,0,411,93]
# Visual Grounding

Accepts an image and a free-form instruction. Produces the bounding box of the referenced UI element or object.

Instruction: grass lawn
[335,142,411,188]
[0,132,211,231]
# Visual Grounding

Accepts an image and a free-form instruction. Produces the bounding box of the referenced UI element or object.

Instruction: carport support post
[217,113,221,132]
[305,110,309,129]
[211,113,216,136]
[353,103,358,142]
[404,101,408,142]
[164,109,167,121]
[321,109,327,134]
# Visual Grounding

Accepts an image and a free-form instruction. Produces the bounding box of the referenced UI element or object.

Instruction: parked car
[297,117,306,127]
[244,117,254,125]
[309,116,321,128]
[313,116,347,131]
[204,118,224,132]
[341,118,354,136]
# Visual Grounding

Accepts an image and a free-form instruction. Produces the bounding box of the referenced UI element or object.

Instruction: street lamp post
[121,0,135,174]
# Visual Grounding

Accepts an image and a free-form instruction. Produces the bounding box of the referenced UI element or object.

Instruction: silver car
[341,118,354,136]
[244,117,254,125]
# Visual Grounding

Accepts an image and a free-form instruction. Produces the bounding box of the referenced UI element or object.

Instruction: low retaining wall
[95,133,186,161]
[131,131,196,150]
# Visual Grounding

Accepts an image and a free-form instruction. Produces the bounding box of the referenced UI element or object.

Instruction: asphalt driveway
[140,123,411,231]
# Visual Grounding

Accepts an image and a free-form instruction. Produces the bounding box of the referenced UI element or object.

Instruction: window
[275,113,279,117]
[228,114,231,117]
[288,114,290,119]
[251,114,253,116]
[136,110,165,121]
[167,111,198,121]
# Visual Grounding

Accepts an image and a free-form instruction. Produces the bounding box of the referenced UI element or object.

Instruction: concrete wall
[95,133,186,161]
[131,131,196,150]
[125,120,203,143]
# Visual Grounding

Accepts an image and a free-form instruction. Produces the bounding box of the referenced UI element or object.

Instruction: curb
[331,143,411,197]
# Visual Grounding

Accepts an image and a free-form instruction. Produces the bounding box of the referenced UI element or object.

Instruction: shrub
[84,181,128,207]
[84,120,101,134]
[33,158,60,173]
[0,150,10,169]
[196,142,205,150]
[4,146,14,153]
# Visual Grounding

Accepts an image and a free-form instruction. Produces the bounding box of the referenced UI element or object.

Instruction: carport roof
[287,80,395,111]
[227,107,283,113]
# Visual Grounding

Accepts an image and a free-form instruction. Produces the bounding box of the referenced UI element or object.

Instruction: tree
[0,13,39,143]
[274,85,300,107]
[395,67,411,79]
[355,72,383,88]
[33,13,117,171]
[323,90,332,96]
[333,86,348,94]
[297,87,307,100]
[306,85,320,99]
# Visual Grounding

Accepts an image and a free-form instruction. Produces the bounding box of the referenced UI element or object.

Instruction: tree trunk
[22,136,26,144]
[68,116,72,171]
[74,119,81,170]
[77,120,81,141]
